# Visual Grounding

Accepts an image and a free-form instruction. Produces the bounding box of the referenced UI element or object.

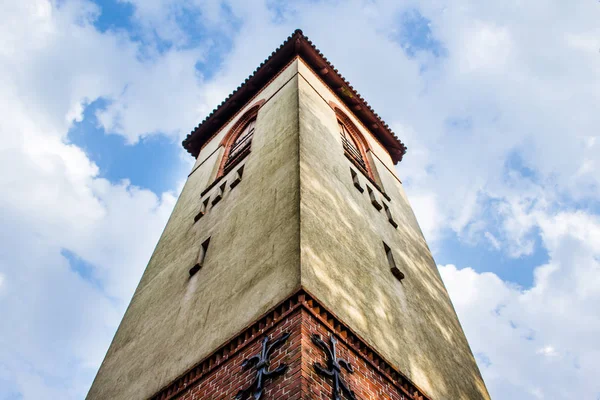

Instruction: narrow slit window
[383,203,398,228]
[384,242,395,268]
[350,168,364,193]
[230,165,244,189]
[190,237,211,277]
[367,186,382,211]
[384,242,405,282]
[211,182,226,206]
[194,198,210,222]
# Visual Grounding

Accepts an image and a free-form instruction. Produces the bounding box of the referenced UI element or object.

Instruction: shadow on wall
[298,98,489,400]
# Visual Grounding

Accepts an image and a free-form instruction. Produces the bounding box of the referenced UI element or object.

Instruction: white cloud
[565,33,600,54]
[461,22,513,73]
[484,231,501,250]
[0,1,185,398]
[406,192,443,244]
[441,209,600,398]
[536,346,558,357]
[1,0,211,146]
[95,48,206,143]
[1,0,599,399]
[227,1,600,398]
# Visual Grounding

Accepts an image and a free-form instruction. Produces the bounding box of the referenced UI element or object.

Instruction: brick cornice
[149,289,431,400]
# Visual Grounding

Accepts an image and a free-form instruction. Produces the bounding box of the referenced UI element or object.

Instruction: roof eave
[182,30,406,164]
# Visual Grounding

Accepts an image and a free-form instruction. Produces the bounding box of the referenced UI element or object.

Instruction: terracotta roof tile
[183,29,407,164]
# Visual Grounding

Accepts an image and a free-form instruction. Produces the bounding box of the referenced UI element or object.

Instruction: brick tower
[87,30,490,400]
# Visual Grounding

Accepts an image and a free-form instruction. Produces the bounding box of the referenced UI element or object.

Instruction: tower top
[182,29,407,163]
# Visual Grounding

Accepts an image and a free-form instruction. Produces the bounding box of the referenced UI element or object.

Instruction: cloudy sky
[0,0,599,399]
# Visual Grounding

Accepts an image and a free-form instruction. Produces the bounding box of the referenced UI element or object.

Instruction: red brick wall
[160,304,421,400]
[301,310,411,400]
[176,310,302,400]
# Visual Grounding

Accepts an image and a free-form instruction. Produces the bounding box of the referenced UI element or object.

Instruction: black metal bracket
[311,334,357,400]
[235,332,290,400]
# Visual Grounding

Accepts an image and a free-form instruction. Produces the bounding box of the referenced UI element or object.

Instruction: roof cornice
[182,29,407,164]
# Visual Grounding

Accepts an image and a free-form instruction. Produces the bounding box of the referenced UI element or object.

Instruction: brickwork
[150,291,429,400]
[178,311,302,400]
[91,30,488,400]
[302,311,416,400]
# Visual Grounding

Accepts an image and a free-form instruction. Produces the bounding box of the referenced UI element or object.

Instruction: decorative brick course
[149,291,430,400]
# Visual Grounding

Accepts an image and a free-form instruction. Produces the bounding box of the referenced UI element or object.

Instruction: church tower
[87,30,490,400]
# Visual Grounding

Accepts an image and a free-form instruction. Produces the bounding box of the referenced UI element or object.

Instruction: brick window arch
[217,101,264,178]
[334,107,375,181]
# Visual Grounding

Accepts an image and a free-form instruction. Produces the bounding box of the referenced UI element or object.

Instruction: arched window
[223,117,255,173]
[338,120,367,172]
[331,103,388,195]
[338,118,373,179]
[217,101,264,178]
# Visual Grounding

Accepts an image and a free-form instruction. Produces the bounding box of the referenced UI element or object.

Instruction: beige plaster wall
[188,58,301,175]
[297,67,490,400]
[89,57,489,400]
[87,62,302,400]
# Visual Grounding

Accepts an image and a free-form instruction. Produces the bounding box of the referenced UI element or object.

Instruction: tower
[87,30,490,400]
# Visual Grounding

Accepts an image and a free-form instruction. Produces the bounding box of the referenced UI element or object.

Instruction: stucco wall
[297,67,490,400]
[87,62,302,400]
[297,59,396,172]
[88,57,489,400]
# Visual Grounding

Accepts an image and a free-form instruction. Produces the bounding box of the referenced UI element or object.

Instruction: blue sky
[92,0,134,33]
[67,98,187,194]
[75,1,548,288]
[73,0,545,289]
[80,0,537,287]
[0,1,599,399]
